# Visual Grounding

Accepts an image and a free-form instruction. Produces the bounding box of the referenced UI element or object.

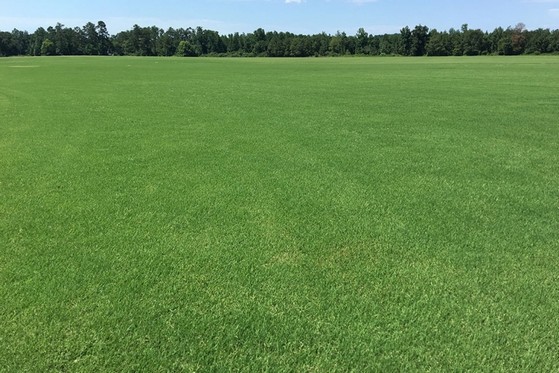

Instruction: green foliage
[1,56,559,371]
[426,30,451,56]
[0,32,12,56]
[400,26,412,55]
[40,38,55,55]
[176,40,197,57]
[411,25,429,56]
[2,21,559,57]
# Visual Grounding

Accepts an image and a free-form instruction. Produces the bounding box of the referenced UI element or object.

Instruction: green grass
[1,56,559,371]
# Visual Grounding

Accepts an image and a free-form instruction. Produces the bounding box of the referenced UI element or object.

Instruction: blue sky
[1,0,558,35]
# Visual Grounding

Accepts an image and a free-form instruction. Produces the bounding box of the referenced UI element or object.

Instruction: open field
[1,56,559,371]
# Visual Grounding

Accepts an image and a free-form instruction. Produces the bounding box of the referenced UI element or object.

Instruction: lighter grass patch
[0,94,9,108]
[265,251,304,267]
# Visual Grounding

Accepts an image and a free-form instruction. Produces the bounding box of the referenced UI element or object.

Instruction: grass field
[1,56,559,371]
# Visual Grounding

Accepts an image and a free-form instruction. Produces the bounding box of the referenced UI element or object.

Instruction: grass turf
[1,56,559,371]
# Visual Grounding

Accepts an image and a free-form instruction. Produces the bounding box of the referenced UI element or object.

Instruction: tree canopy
[1,21,558,57]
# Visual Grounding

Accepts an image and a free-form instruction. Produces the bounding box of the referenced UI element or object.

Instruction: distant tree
[176,40,197,57]
[329,32,344,55]
[549,29,559,53]
[289,36,312,57]
[124,25,159,56]
[0,32,13,56]
[111,30,131,55]
[312,32,330,56]
[498,34,514,55]
[40,38,55,55]
[267,35,285,57]
[10,29,30,55]
[368,34,381,55]
[129,25,144,55]
[156,28,178,56]
[343,34,356,55]
[510,23,527,55]
[411,25,429,56]
[96,21,111,55]
[446,28,462,55]
[206,29,226,54]
[426,29,451,56]
[252,28,267,55]
[355,27,369,54]
[400,26,412,55]
[378,34,400,55]
[493,23,527,55]
[488,27,504,54]
[29,27,47,56]
[461,25,487,55]
[52,23,68,54]
[226,32,242,54]
[525,28,551,54]
[193,27,209,55]
[82,22,99,55]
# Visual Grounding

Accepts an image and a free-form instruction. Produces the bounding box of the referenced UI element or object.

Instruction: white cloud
[348,0,379,3]
[285,0,303,3]
[550,8,559,15]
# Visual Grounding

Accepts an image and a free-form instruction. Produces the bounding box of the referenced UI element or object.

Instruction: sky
[1,0,558,36]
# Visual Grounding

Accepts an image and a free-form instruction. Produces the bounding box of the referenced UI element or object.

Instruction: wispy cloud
[348,0,379,4]
[285,0,303,3]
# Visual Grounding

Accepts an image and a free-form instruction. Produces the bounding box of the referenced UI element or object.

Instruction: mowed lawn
[1,56,558,371]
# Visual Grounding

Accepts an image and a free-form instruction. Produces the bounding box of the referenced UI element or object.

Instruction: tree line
[1,21,559,57]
